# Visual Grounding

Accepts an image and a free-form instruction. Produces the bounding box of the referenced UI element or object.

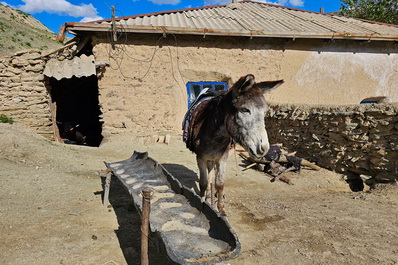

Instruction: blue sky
[1,0,342,34]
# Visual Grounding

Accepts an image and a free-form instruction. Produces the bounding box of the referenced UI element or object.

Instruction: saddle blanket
[182,88,215,144]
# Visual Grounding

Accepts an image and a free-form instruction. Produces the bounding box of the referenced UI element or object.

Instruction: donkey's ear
[240,74,255,92]
[256,80,284,93]
[232,74,255,95]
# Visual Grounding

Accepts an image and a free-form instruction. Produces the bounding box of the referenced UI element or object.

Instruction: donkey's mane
[186,90,232,152]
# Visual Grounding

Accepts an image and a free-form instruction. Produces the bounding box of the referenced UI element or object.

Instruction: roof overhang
[64,22,398,42]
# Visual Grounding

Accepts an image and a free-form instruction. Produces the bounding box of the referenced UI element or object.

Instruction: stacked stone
[0,49,53,138]
[266,103,398,183]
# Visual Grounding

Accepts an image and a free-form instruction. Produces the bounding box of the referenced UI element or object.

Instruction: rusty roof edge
[65,24,398,41]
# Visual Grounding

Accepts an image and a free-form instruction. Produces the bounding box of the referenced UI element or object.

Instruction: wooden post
[103,170,112,206]
[49,100,62,143]
[111,6,117,42]
[141,188,152,265]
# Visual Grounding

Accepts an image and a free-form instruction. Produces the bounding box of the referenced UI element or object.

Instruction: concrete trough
[105,151,241,264]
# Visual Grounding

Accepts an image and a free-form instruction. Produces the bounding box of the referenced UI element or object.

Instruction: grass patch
[16,30,26,36]
[0,21,10,32]
[0,114,14,124]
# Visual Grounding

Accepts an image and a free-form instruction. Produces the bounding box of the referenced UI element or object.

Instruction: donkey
[183,74,283,216]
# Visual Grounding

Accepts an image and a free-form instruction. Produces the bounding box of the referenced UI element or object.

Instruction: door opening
[49,75,103,147]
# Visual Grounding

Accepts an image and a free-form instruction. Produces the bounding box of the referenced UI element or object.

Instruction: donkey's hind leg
[206,160,215,205]
[197,157,208,201]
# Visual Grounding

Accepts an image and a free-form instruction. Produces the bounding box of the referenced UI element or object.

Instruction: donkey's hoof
[218,204,227,216]
[219,209,227,216]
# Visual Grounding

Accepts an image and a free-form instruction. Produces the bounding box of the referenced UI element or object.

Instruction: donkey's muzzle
[248,142,269,159]
[258,142,270,157]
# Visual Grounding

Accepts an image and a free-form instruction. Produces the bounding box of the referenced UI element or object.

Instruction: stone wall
[0,49,53,138]
[0,46,77,140]
[265,103,398,182]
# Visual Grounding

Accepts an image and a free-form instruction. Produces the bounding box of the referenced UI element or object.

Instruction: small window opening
[49,75,103,147]
[186,81,228,108]
[360,96,386,104]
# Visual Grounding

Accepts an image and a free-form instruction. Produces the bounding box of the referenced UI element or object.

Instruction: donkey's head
[226,74,283,158]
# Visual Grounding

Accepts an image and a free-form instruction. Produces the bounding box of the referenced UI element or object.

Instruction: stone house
[1,0,398,146]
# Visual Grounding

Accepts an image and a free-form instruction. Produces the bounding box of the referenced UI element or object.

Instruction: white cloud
[80,16,103,22]
[203,0,304,7]
[0,1,18,8]
[288,0,304,7]
[275,0,288,5]
[148,0,181,5]
[17,0,103,21]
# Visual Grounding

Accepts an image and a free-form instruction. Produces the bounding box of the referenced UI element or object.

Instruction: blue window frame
[360,101,378,104]
[186,81,228,108]
[360,97,386,104]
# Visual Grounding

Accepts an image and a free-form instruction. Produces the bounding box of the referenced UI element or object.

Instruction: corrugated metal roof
[44,54,96,80]
[65,1,398,41]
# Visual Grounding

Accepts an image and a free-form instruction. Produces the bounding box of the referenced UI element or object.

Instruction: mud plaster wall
[267,39,398,105]
[0,49,53,138]
[265,102,398,182]
[92,34,284,136]
[92,34,398,136]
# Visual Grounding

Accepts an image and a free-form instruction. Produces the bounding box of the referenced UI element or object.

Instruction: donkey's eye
[240,108,251,114]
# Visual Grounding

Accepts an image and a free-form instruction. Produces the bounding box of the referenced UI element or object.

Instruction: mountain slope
[0,3,62,56]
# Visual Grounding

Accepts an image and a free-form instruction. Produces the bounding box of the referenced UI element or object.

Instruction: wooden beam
[56,24,66,43]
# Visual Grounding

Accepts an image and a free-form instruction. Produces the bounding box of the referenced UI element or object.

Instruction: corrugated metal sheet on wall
[44,54,96,80]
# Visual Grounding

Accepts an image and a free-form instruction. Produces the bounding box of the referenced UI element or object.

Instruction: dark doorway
[49,75,103,147]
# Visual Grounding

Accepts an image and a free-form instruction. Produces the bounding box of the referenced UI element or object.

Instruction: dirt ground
[1,123,397,265]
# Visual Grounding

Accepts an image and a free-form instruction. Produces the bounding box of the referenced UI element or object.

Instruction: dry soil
[0,123,397,265]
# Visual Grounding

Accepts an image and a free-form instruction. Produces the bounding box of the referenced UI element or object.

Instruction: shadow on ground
[104,176,177,265]
[162,163,199,194]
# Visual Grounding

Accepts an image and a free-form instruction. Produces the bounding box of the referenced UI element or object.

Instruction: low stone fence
[265,103,398,182]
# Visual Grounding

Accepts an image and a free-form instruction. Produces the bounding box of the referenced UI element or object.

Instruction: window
[186,81,228,108]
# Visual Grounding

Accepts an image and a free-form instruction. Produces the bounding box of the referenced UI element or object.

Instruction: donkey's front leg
[215,157,228,216]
